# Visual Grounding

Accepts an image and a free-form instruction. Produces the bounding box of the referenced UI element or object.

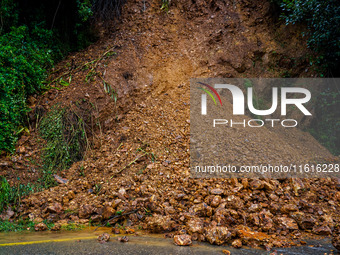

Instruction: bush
[0,26,53,152]
[275,0,340,74]
[0,177,37,213]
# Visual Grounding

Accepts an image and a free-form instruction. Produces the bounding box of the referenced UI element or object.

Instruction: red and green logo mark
[198,82,223,106]
[198,82,222,115]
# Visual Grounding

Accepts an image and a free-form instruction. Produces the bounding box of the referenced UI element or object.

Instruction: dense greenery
[0,26,53,152]
[310,85,340,156]
[274,0,340,75]
[274,0,340,155]
[0,0,124,153]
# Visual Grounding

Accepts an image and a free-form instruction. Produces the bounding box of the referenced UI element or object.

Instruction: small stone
[46,203,63,214]
[35,223,47,231]
[98,233,110,243]
[33,217,44,224]
[210,188,224,195]
[332,235,340,250]
[173,235,192,246]
[277,217,299,230]
[125,227,135,234]
[231,239,242,248]
[118,236,129,242]
[222,250,231,255]
[249,179,264,190]
[205,226,231,245]
[102,206,116,220]
[211,196,222,207]
[147,215,175,233]
[312,225,332,235]
[51,223,61,231]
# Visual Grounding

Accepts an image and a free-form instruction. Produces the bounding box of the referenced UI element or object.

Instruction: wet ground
[0,228,337,255]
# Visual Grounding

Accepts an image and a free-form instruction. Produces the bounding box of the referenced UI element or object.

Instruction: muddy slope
[2,0,340,249]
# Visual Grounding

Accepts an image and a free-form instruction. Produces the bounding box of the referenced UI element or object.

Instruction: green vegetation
[309,85,340,155]
[61,223,85,231]
[0,177,39,213]
[0,0,125,153]
[0,219,35,232]
[274,0,340,75]
[161,0,170,12]
[0,26,53,152]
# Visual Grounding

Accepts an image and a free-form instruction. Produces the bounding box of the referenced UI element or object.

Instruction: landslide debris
[1,0,339,251]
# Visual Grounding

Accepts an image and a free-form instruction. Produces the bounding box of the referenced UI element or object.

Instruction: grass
[0,177,42,213]
[0,219,35,232]
[0,103,91,228]
[0,219,86,232]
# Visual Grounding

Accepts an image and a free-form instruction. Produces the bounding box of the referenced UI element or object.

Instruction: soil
[1,0,340,250]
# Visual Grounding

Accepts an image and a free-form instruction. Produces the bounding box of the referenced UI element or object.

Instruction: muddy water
[0,228,336,255]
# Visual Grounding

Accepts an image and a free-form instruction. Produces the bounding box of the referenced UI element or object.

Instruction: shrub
[274,0,340,74]
[0,26,53,152]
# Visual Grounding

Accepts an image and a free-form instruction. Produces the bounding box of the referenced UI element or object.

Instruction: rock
[79,204,93,218]
[51,223,61,231]
[281,204,298,214]
[263,181,274,191]
[332,235,340,250]
[259,210,273,231]
[211,196,222,207]
[187,217,204,234]
[205,226,231,245]
[222,250,231,255]
[33,217,44,224]
[147,215,175,233]
[118,236,129,242]
[0,208,15,220]
[312,225,332,235]
[231,239,242,248]
[46,203,63,214]
[226,195,244,209]
[210,188,224,195]
[102,206,115,220]
[249,179,264,190]
[290,212,315,230]
[112,199,122,209]
[91,214,103,222]
[189,203,213,217]
[98,233,110,243]
[118,188,127,200]
[249,203,262,213]
[53,175,68,184]
[237,226,270,243]
[35,223,47,231]
[173,235,192,246]
[276,217,299,230]
[125,227,135,234]
[291,178,304,195]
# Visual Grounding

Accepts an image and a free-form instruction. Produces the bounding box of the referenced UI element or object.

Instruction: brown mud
[1,0,340,251]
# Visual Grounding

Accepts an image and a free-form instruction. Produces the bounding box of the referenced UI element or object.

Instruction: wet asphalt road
[0,234,338,255]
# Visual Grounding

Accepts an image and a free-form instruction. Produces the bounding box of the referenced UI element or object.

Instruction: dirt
[1,0,340,251]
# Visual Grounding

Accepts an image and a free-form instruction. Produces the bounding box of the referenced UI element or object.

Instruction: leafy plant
[0,177,38,213]
[274,0,340,74]
[161,0,170,12]
[0,26,53,152]
[39,105,88,182]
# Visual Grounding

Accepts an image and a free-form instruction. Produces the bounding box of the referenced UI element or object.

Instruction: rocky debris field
[1,0,339,251]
